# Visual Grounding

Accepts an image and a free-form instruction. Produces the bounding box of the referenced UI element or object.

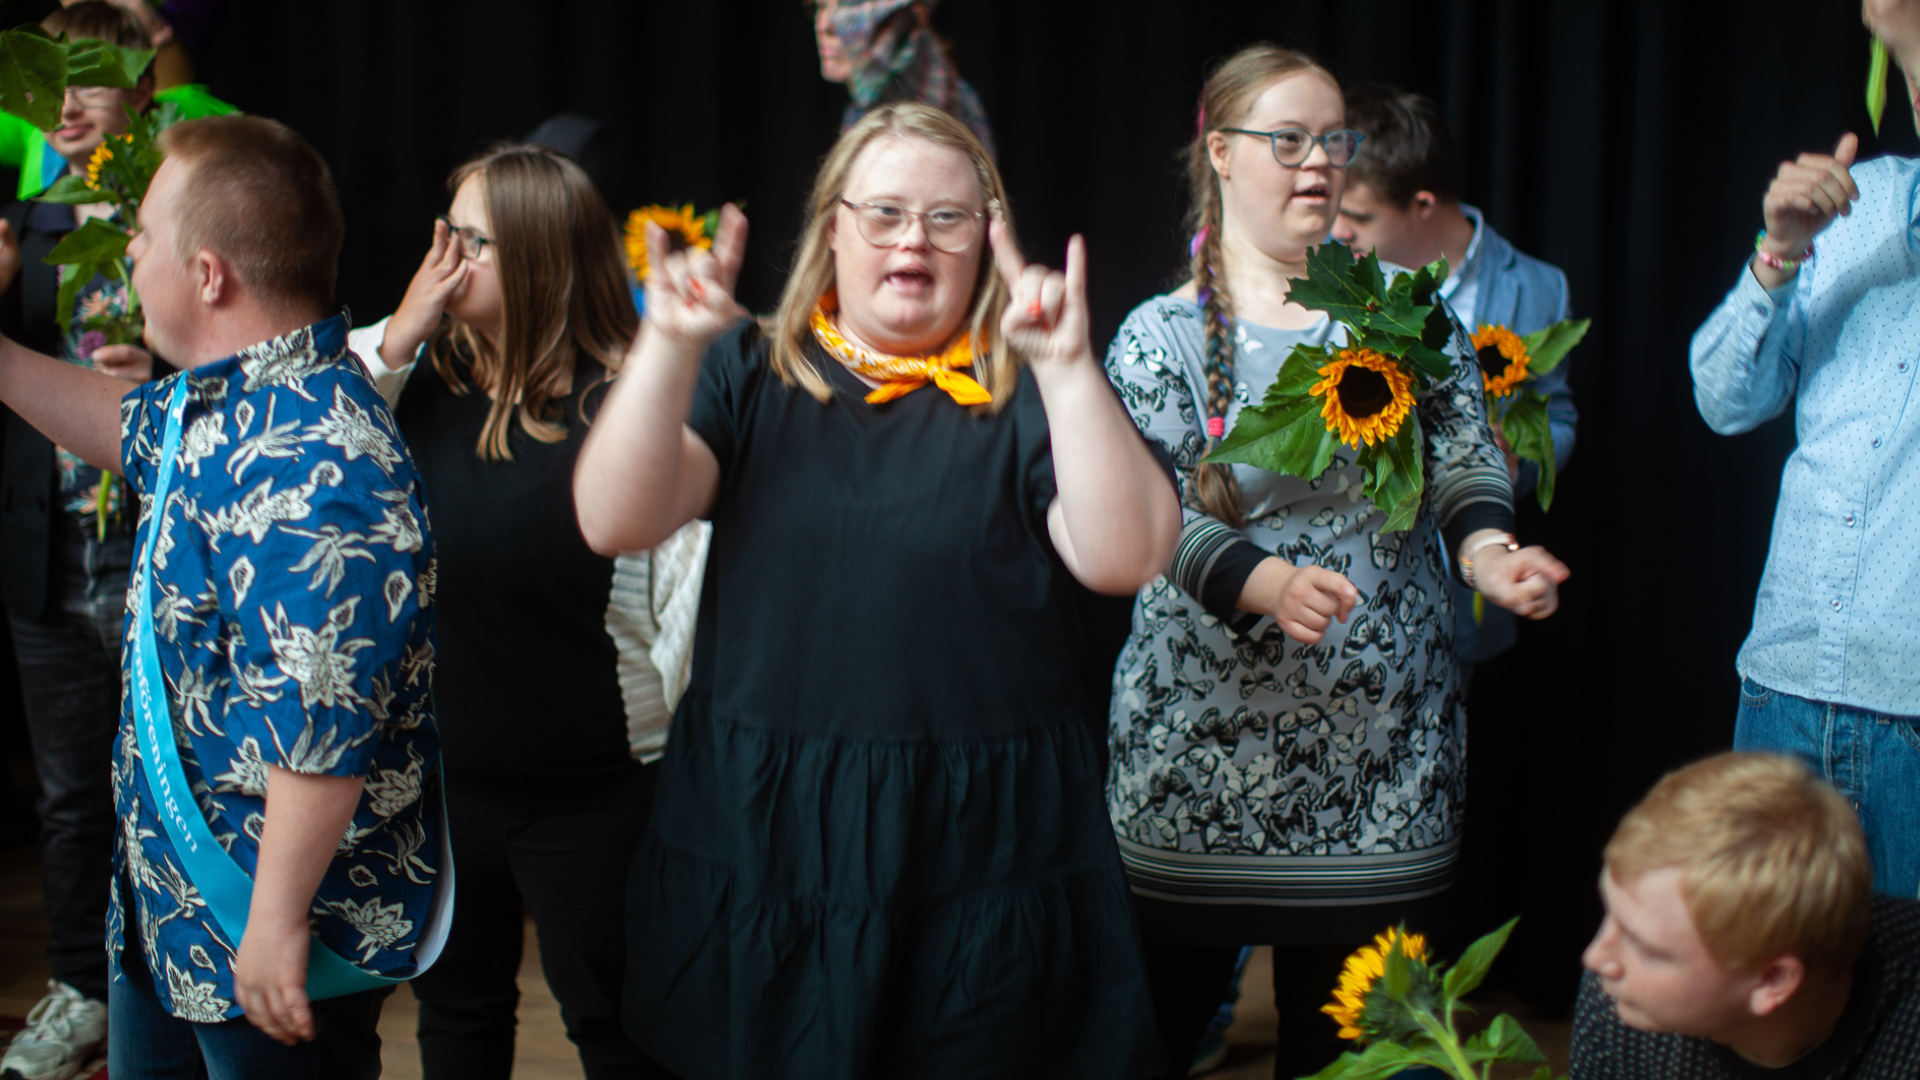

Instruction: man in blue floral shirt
[0,115,442,1078]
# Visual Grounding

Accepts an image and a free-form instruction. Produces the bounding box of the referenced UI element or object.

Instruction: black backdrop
[4,0,1914,1011]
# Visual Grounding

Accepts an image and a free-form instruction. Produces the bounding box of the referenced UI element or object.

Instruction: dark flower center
[1336,365,1394,418]
[1477,343,1513,381]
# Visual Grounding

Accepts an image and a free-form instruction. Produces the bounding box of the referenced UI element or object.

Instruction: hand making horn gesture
[643,203,749,349]
[990,218,1093,369]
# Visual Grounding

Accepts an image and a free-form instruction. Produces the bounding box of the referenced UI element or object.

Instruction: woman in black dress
[574,102,1181,1078]
[349,144,670,1080]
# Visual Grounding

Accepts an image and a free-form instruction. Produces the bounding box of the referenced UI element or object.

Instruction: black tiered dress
[621,324,1164,1080]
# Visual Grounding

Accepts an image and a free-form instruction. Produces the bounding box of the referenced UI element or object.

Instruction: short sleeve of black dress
[630,322,1163,1079]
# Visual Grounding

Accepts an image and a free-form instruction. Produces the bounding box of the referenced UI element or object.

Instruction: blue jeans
[1734,676,1920,897]
[108,921,391,1080]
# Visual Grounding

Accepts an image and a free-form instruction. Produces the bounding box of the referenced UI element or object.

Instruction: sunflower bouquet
[1308,919,1564,1080]
[1468,319,1587,512]
[1205,240,1456,533]
[624,203,723,284]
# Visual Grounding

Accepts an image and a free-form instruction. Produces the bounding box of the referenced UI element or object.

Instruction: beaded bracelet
[1754,230,1814,272]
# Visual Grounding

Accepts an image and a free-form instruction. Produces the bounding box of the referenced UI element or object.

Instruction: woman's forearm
[574,328,713,555]
[1033,356,1180,593]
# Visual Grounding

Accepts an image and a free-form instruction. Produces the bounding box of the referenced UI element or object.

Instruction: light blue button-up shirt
[1691,154,1920,716]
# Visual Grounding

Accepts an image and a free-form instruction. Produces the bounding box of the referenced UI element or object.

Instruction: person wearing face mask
[347,145,672,1080]
[1574,752,1920,1079]
[1100,44,1568,1079]
[574,101,1180,1079]
[1689,0,1920,903]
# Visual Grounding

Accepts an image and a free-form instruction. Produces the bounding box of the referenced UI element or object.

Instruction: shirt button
[1833,599,1843,610]
[1846,513,1856,526]
[1872,437,1882,448]
[1903,362,1911,371]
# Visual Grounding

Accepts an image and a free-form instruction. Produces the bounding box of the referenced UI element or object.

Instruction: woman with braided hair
[1100,44,1568,1078]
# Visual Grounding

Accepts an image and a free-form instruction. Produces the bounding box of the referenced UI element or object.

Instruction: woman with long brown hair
[349,144,670,1079]
[1100,45,1568,1077]
[574,101,1179,1078]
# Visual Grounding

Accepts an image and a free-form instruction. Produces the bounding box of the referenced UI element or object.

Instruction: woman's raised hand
[1242,558,1360,645]
[990,219,1093,370]
[1761,133,1859,260]
[381,218,469,371]
[643,203,747,350]
[1473,544,1569,620]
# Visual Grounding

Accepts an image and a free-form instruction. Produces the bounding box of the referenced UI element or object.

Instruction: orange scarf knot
[809,293,990,406]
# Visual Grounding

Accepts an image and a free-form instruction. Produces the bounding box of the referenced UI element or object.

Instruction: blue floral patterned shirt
[106,314,442,1021]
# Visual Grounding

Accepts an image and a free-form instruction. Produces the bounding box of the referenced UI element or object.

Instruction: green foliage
[1498,394,1556,510]
[1518,318,1588,377]
[1442,917,1519,1001]
[1870,37,1890,136]
[0,26,153,130]
[33,99,180,329]
[1205,240,1459,532]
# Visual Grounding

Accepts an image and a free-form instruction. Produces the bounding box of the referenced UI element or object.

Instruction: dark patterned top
[107,315,442,1021]
[1572,895,1920,1080]
[1103,293,1512,938]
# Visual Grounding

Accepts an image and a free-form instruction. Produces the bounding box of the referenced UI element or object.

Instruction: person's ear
[196,249,229,307]
[130,75,154,115]
[1747,954,1807,1018]
[1410,191,1439,223]
[1207,131,1233,182]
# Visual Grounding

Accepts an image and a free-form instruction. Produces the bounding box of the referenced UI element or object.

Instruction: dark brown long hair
[429,144,638,461]
[1185,44,1339,526]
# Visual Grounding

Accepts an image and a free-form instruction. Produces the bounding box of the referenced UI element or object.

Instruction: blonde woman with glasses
[575,101,1179,1079]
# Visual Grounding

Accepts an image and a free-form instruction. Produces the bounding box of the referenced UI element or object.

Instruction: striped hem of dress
[1116,835,1461,908]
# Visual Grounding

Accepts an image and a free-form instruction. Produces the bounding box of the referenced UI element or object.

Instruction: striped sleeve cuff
[1172,516,1268,630]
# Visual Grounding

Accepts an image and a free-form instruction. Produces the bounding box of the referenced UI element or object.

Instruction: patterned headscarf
[831,0,996,158]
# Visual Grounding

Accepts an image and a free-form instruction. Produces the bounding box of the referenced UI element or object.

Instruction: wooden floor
[2,844,1569,1079]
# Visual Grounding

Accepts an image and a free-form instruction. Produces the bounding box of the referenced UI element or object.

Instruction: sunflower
[1309,347,1417,447]
[624,204,712,283]
[1470,324,1531,398]
[83,133,134,190]
[1321,927,1431,1041]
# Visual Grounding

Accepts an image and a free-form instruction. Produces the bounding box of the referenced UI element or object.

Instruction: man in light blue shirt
[1334,84,1578,669]
[1688,0,1920,899]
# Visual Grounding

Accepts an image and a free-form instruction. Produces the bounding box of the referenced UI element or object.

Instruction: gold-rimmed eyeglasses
[838,199,992,253]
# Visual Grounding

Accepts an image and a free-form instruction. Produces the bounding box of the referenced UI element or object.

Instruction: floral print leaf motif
[417,557,437,608]
[189,944,217,971]
[228,556,255,607]
[363,743,424,820]
[200,476,319,550]
[378,819,435,885]
[267,712,372,777]
[170,662,229,738]
[176,411,229,479]
[368,489,423,553]
[302,385,402,476]
[236,325,329,400]
[261,597,375,710]
[399,638,434,689]
[317,894,415,962]
[347,865,377,888]
[383,570,414,623]
[283,524,376,598]
[209,735,269,797]
[151,580,215,643]
[163,955,232,1023]
[226,395,302,484]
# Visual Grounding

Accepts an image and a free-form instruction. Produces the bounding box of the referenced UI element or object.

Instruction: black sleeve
[684,319,760,479]
[1171,516,1267,633]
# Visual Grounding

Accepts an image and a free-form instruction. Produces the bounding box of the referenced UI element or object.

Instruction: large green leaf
[38,174,100,205]
[1463,1014,1548,1064]
[1499,392,1557,510]
[1206,344,1341,480]
[64,38,151,88]
[1297,1040,1440,1080]
[1287,240,1379,328]
[0,27,67,131]
[1518,317,1589,377]
[42,217,129,266]
[1442,917,1519,1002]
[1361,418,1424,533]
[1870,37,1890,136]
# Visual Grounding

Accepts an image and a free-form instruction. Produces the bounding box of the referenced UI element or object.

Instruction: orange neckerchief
[809,292,991,406]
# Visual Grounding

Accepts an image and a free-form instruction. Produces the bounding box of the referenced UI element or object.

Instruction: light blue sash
[132,376,454,1000]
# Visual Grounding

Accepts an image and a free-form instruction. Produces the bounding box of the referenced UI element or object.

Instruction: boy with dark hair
[1575,752,1920,1077]
[0,114,444,1080]
[1332,83,1578,669]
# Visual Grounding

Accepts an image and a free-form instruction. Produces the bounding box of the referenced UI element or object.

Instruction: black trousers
[412,764,676,1080]
[1141,939,1355,1080]
[10,517,134,1002]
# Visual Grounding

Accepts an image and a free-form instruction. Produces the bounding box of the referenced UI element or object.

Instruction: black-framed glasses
[437,215,493,260]
[1218,127,1364,168]
[838,199,992,253]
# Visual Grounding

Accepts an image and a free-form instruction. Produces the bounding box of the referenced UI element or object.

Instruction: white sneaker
[1,981,106,1080]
